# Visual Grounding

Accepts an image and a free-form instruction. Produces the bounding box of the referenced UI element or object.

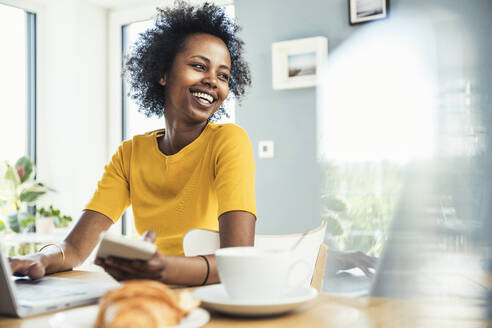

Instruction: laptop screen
[317,1,491,320]
[0,243,20,316]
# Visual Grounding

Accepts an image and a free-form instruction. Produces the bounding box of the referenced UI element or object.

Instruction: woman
[10,2,377,284]
[9,2,256,286]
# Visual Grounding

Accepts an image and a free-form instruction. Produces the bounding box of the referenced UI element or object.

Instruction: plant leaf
[15,157,35,183]
[37,182,55,192]
[4,163,20,188]
[19,183,48,204]
[8,213,20,233]
[36,205,72,227]
[19,188,47,203]
[324,196,348,212]
[324,215,344,236]
[21,215,35,229]
[0,220,5,232]
[57,215,72,227]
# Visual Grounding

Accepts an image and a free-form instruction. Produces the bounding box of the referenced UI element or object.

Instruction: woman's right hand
[9,253,47,280]
[327,250,378,277]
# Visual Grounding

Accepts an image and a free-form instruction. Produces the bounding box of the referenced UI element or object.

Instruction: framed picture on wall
[349,0,389,25]
[272,36,328,90]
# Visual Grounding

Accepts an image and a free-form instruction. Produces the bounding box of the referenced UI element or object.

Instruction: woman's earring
[159,77,167,86]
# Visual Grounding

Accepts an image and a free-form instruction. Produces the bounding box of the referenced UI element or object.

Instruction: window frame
[26,10,36,163]
[0,1,37,165]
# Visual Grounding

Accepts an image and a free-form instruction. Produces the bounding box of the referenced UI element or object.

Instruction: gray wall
[234,0,362,234]
[234,0,492,235]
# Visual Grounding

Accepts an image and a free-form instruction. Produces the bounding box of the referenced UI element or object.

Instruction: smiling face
[160,33,231,125]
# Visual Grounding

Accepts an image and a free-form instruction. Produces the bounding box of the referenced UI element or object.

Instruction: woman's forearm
[96,211,255,285]
[42,210,114,274]
[160,254,218,286]
[40,241,85,274]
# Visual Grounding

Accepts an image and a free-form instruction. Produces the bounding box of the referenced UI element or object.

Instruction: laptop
[0,243,119,318]
[323,163,492,309]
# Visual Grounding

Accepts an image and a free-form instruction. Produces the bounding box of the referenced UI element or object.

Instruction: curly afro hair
[124,1,251,121]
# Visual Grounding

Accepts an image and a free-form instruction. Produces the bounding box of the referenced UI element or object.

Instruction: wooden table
[0,270,490,328]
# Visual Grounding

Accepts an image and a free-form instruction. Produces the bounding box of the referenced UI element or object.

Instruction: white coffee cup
[215,247,308,300]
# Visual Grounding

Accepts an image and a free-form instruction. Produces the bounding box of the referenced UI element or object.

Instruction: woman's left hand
[95,230,167,281]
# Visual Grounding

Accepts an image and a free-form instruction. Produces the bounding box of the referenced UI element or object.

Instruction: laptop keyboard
[14,277,90,301]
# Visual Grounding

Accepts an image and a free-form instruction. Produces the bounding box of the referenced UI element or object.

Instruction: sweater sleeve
[84,141,131,222]
[213,125,257,219]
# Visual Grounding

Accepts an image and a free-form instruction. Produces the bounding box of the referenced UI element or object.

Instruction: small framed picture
[349,0,389,25]
[272,36,328,90]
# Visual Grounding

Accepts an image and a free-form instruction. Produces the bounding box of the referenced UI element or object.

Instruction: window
[0,4,36,164]
[122,19,162,139]
[120,5,235,235]
[318,23,437,256]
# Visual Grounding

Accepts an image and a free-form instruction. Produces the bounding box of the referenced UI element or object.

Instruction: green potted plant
[36,205,72,234]
[0,156,53,233]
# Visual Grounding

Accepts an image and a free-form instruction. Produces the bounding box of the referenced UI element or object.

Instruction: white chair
[183,221,328,291]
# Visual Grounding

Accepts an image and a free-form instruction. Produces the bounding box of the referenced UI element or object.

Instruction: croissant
[95,280,200,328]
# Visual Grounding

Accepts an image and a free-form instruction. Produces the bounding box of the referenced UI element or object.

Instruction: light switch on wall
[258,140,274,158]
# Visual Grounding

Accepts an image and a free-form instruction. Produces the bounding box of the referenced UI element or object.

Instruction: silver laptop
[323,163,491,317]
[325,163,492,320]
[0,243,119,318]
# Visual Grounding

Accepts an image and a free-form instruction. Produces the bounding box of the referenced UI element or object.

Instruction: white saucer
[193,284,318,316]
[49,305,210,328]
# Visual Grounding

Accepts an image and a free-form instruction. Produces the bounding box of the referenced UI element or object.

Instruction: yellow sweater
[85,123,256,255]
